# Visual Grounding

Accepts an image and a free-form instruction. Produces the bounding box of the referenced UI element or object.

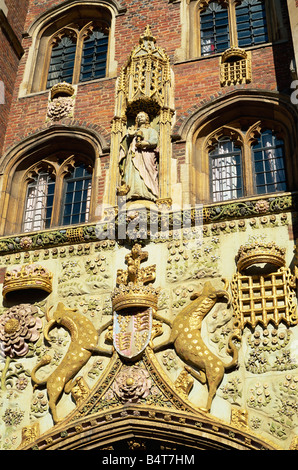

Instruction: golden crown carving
[236,242,286,272]
[221,46,248,63]
[111,243,159,311]
[50,82,75,100]
[2,264,53,299]
[111,282,159,311]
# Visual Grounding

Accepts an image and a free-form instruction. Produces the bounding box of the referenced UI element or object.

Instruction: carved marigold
[0,304,42,358]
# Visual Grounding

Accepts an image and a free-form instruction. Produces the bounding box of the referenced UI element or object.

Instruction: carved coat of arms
[111,244,159,360]
[113,306,152,359]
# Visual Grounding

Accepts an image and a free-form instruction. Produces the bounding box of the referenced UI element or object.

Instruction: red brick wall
[0,0,29,152]
[0,0,295,206]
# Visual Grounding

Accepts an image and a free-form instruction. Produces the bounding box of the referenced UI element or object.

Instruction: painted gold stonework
[107,25,174,206]
[0,12,297,451]
[2,264,53,299]
[232,242,298,330]
[31,302,112,423]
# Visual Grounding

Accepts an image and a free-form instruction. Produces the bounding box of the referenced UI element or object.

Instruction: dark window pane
[236,0,268,47]
[80,28,109,82]
[200,1,230,56]
[252,130,287,195]
[47,35,76,88]
[61,163,92,226]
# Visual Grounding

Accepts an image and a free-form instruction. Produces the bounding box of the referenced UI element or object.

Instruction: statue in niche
[118,111,159,201]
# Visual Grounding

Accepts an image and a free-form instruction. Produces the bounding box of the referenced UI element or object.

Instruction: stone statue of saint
[119,111,159,201]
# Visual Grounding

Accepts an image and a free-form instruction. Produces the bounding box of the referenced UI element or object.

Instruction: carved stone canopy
[116,25,172,117]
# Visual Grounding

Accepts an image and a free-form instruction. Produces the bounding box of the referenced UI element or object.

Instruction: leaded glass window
[199,0,269,57]
[252,130,287,195]
[47,35,76,89]
[236,0,268,48]
[45,22,110,89]
[210,137,243,202]
[62,164,92,226]
[201,2,230,56]
[23,171,56,232]
[80,28,109,82]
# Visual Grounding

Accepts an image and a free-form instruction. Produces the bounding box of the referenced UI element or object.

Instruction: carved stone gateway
[8,241,284,451]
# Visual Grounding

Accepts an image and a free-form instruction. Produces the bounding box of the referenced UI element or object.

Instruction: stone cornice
[0,193,295,256]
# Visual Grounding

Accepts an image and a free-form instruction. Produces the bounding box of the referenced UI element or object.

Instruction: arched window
[20,155,94,233]
[80,27,109,82]
[23,168,56,232]
[0,125,105,236]
[210,137,243,202]
[198,0,269,57]
[46,34,77,89]
[23,4,116,95]
[200,2,230,56]
[61,163,92,226]
[192,117,290,205]
[252,130,287,195]
[236,0,268,48]
[44,22,110,90]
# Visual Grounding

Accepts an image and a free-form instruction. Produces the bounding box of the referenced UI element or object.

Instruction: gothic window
[210,137,243,201]
[80,28,109,82]
[23,168,56,233]
[236,0,268,48]
[21,157,93,233]
[61,163,92,226]
[200,2,230,56]
[199,122,289,204]
[47,34,77,89]
[199,0,268,57]
[252,130,287,195]
[45,22,109,89]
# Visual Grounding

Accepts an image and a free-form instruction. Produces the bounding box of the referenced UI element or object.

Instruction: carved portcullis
[231,242,298,330]
[111,244,159,360]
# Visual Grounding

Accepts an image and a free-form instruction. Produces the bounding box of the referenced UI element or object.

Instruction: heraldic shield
[113,307,153,360]
[111,244,159,361]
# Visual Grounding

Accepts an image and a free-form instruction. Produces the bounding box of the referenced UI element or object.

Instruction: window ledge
[18,75,117,100]
[174,39,289,66]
